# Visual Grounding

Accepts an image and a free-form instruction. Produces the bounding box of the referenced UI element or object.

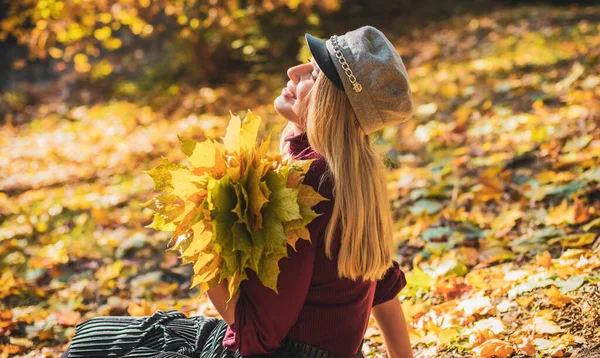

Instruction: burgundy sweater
[222,130,407,356]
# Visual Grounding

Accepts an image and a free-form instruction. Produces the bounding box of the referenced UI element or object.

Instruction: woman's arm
[206,279,241,326]
[371,298,414,358]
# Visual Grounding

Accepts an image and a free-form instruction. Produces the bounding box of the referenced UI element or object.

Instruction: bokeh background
[1,0,600,357]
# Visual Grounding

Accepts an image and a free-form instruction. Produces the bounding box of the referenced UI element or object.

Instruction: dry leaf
[472,339,514,358]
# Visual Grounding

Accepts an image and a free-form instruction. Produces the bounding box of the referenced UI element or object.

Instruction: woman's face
[274,58,320,130]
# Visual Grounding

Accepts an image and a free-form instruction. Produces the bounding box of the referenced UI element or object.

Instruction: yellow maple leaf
[128,299,155,317]
[286,227,311,251]
[169,168,203,200]
[182,225,212,257]
[240,110,261,152]
[223,112,242,153]
[546,199,575,226]
[222,110,261,154]
[297,183,330,207]
[472,339,514,358]
[188,139,216,168]
[247,163,270,231]
[191,253,220,292]
[545,285,574,308]
[227,270,248,304]
[226,154,247,183]
[530,316,562,334]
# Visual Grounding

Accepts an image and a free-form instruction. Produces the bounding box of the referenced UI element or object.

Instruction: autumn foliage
[0,0,342,83]
[0,3,599,358]
[144,111,327,300]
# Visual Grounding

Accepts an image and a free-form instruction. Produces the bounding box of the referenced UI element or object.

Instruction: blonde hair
[279,73,395,281]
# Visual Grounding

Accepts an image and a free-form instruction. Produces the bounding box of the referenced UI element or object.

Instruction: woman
[61,25,415,358]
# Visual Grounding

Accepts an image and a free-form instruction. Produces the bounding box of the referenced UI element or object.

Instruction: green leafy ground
[1,5,599,358]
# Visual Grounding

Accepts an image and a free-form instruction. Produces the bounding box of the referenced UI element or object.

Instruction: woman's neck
[292,123,305,136]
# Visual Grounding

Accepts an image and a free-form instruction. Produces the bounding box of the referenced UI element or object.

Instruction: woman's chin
[274,96,296,121]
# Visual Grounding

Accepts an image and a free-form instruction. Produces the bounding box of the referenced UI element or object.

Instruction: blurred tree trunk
[191,35,218,82]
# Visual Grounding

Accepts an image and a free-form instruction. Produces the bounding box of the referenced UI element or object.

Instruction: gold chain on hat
[330,35,362,93]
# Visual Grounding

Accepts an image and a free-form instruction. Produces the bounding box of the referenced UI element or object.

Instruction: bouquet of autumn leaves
[143,110,328,302]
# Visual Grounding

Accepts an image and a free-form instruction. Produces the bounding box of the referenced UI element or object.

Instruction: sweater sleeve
[372,260,407,307]
[222,156,330,356]
[222,240,316,355]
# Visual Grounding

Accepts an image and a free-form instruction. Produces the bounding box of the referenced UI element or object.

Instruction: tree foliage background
[1,0,599,357]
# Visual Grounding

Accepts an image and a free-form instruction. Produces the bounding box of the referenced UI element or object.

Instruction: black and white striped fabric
[62,309,365,358]
[64,310,240,358]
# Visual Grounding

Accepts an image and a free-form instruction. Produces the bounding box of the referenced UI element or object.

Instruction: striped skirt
[62,310,364,358]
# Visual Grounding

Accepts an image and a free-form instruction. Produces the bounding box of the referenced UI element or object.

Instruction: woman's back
[223,131,405,357]
[287,131,374,356]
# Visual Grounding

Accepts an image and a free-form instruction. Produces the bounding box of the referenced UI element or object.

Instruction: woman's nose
[287,63,312,84]
[287,66,300,83]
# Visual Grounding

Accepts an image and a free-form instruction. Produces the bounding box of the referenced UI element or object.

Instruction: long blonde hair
[279,72,395,282]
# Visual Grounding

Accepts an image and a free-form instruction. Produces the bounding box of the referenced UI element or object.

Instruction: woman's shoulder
[294,150,326,173]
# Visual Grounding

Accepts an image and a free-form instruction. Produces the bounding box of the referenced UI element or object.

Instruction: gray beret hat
[305,25,414,135]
